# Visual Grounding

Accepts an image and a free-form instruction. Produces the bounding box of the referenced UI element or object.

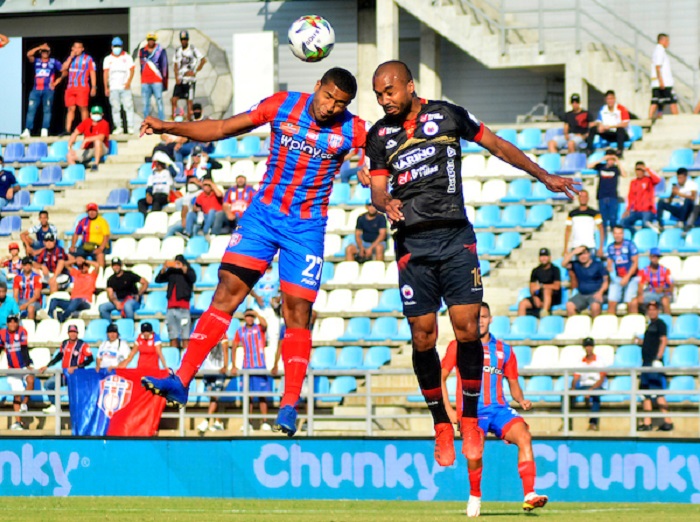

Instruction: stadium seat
[491,232,521,256]
[525,376,554,403]
[366,317,399,342]
[0,216,22,236]
[137,211,169,236]
[184,236,209,260]
[524,204,553,228]
[528,343,561,370]
[24,189,54,212]
[479,179,507,203]
[34,165,61,186]
[558,345,585,368]
[310,346,337,370]
[527,183,558,202]
[315,317,344,342]
[626,125,643,144]
[481,259,491,276]
[101,212,121,235]
[516,128,541,151]
[658,229,683,253]
[512,345,532,368]
[674,284,700,310]
[137,292,168,317]
[328,183,351,206]
[538,153,561,173]
[364,346,391,369]
[497,205,527,229]
[155,236,185,262]
[669,344,699,367]
[327,261,359,285]
[462,154,486,176]
[122,187,147,210]
[613,344,642,367]
[320,261,334,285]
[128,237,161,263]
[33,319,61,345]
[503,315,537,341]
[665,376,697,403]
[320,376,357,403]
[460,138,483,154]
[680,256,700,281]
[539,128,563,150]
[22,142,48,163]
[232,136,261,158]
[372,288,402,313]
[632,229,658,253]
[489,315,510,339]
[473,205,500,229]
[83,318,109,343]
[335,346,364,369]
[131,163,152,186]
[358,261,386,285]
[602,376,632,403]
[462,180,482,204]
[119,213,144,235]
[57,164,86,187]
[475,232,495,256]
[210,137,238,159]
[102,188,130,210]
[323,234,342,258]
[41,141,69,163]
[113,319,135,342]
[326,208,346,232]
[662,148,694,172]
[501,179,532,203]
[557,152,586,175]
[496,128,517,145]
[532,315,565,341]
[349,288,379,312]
[669,315,700,340]
[337,317,370,342]
[394,318,411,341]
[162,346,180,369]
[348,185,371,206]
[4,190,31,211]
[17,166,39,187]
[201,236,230,262]
[589,315,619,340]
[659,255,682,276]
[614,314,647,340]
[3,143,25,162]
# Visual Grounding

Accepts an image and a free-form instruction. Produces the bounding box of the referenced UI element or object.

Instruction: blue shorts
[249,375,273,402]
[222,202,325,301]
[477,403,525,439]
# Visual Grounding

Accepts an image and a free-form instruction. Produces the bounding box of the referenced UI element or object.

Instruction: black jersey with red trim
[366,100,484,228]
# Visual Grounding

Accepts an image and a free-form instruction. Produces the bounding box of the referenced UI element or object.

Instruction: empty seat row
[310,345,392,370]
[314,316,412,343]
[473,204,553,229]
[14,164,85,188]
[463,178,568,204]
[209,135,269,160]
[2,140,117,163]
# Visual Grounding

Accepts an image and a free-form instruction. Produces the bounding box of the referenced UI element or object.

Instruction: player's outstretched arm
[507,376,532,411]
[140,112,258,142]
[369,173,403,223]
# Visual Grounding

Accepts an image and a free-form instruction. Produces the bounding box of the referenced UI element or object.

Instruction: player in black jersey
[365,61,578,467]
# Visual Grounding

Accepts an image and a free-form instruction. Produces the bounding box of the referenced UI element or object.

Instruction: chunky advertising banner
[0,438,699,503]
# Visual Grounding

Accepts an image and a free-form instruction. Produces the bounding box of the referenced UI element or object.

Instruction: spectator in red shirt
[32,233,68,293]
[183,175,223,237]
[213,175,256,234]
[13,257,42,320]
[620,161,661,234]
[47,257,99,322]
[0,315,33,430]
[635,248,674,314]
[60,41,96,136]
[67,106,110,172]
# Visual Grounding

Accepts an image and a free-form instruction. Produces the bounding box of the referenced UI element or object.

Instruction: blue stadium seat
[335,346,364,369]
[3,143,24,162]
[255,136,271,157]
[320,261,334,285]
[107,140,118,156]
[17,166,39,187]
[524,204,554,228]
[538,153,561,173]
[557,152,587,175]
[118,212,144,235]
[663,148,694,172]
[613,344,642,367]
[334,235,355,258]
[84,319,110,343]
[475,232,495,256]
[184,236,209,260]
[532,315,565,340]
[162,347,180,369]
[310,346,337,370]
[679,228,700,253]
[131,163,151,185]
[0,216,21,236]
[122,187,147,210]
[218,376,242,403]
[517,128,542,151]
[225,318,241,340]
[490,315,511,339]
[41,141,68,163]
[581,150,605,175]
[669,344,699,367]
[4,190,30,212]
[191,291,214,315]
[501,179,532,203]
[348,185,371,205]
[512,345,531,368]
[481,259,491,276]
[633,228,658,253]
[210,138,238,159]
[665,376,697,403]
[497,205,526,229]
[539,128,564,150]
[527,183,557,202]
[689,151,700,172]
[658,228,683,253]
[363,346,391,369]
[231,136,260,158]
[328,183,350,206]
[509,288,530,312]
[34,165,61,186]
[366,317,399,341]
[503,315,537,341]
[669,316,700,341]
[198,263,219,288]
[460,138,483,154]
[549,376,570,403]
[491,232,521,256]
[22,142,48,163]
[372,288,402,313]
[101,212,121,234]
[496,128,517,145]
[338,317,371,342]
[115,319,135,342]
[602,376,632,403]
[102,188,130,209]
[24,189,54,212]
[473,205,500,229]
[320,376,357,403]
[187,263,202,284]
[395,318,412,341]
[138,292,168,317]
[626,125,643,145]
[57,164,86,187]
[525,376,553,403]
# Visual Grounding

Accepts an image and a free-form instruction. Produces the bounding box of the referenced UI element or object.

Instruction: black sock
[413,347,451,425]
[457,339,484,419]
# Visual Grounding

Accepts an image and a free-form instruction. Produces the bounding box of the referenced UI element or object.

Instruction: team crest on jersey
[378,126,401,136]
[229,233,242,247]
[419,113,444,122]
[281,122,300,135]
[307,130,320,141]
[98,375,133,418]
[329,134,344,149]
[400,285,414,300]
[423,121,439,136]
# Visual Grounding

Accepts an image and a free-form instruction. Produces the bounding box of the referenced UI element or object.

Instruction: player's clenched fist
[140,116,165,136]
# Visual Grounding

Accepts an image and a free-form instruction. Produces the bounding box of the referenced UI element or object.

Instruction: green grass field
[1,498,697,522]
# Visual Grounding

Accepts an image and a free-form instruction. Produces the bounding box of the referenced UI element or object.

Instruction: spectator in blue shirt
[345,204,388,262]
[589,149,626,232]
[0,281,20,329]
[0,157,20,212]
[21,43,64,138]
[606,225,640,315]
[564,245,609,317]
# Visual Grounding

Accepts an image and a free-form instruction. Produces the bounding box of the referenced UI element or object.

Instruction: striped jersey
[233,324,267,369]
[639,265,673,291]
[35,246,68,273]
[223,186,256,218]
[13,272,42,302]
[246,91,367,220]
[33,58,62,91]
[0,327,31,368]
[3,258,22,276]
[57,339,92,369]
[67,53,95,88]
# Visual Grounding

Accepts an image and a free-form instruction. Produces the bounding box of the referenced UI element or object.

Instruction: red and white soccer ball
[288,15,335,62]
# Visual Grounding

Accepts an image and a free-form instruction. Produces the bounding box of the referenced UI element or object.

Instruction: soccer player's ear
[313,80,322,93]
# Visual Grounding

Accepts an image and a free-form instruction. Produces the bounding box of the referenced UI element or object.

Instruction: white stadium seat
[673,284,700,310]
[589,314,619,340]
[313,290,328,313]
[323,289,353,313]
[315,317,345,342]
[556,315,591,341]
[614,314,647,340]
[462,180,481,204]
[168,212,181,227]
[323,234,342,258]
[131,263,154,283]
[211,160,232,184]
[29,348,52,368]
[326,208,347,233]
[462,154,486,177]
[251,160,267,184]
[231,159,255,180]
[465,205,476,223]
[680,257,700,282]
[384,261,398,285]
[659,255,681,275]
[33,319,61,344]
[155,236,185,262]
[343,207,366,234]
[558,345,585,368]
[201,235,230,262]
[108,238,137,263]
[594,345,615,367]
[137,211,169,235]
[327,261,359,285]
[527,345,559,369]
[129,237,161,263]
[21,319,36,340]
[479,179,507,203]
[358,261,386,285]
[348,288,379,312]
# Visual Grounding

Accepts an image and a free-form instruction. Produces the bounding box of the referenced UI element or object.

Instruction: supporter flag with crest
[67,368,167,436]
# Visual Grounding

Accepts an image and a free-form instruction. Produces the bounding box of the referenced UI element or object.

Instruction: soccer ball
[288,15,335,62]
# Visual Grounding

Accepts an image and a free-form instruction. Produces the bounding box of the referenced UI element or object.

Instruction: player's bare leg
[503,421,548,511]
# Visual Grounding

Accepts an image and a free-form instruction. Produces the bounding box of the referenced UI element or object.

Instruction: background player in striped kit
[61,41,96,135]
[0,315,33,430]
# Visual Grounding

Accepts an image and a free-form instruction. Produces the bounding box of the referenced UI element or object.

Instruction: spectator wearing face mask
[103,36,135,135]
[67,105,110,172]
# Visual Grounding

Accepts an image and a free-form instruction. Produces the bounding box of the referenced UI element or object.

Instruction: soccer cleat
[141,369,188,408]
[523,492,548,511]
[273,405,298,437]
[434,422,456,466]
[461,417,485,461]
[466,495,481,517]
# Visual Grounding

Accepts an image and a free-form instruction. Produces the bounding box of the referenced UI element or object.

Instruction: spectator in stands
[606,225,640,314]
[14,256,42,320]
[172,30,207,121]
[0,314,33,431]
[103,36,135,135]
[635,247,673,314]
[232,309,271,431]
[60,41,96,136]
[32,232,68,293]
[156,255,196,351]
[649,33,678,119]
[548,93,594,154]
[95,323,130,371]
[138,151,174,215]
[47,256,98,322]
[70,202,111,268]
[182,175,223,237]
[213,175,256,235]
[637,300,673,431]
[589,149,625,231]
[562,190,604,258]
[620,161,661,234]
[0,157,20,212]
[21,210,59,255]
[345,203,388,262]
[0,282,20,330]
[99,258,148,320]
[67,105,110,172]
[517,247,561,318]
[139,32,168,121]
[2,243,22,279]
[119,322,167,370]
[185,146,221,186]
[564,245,608,318]
[165,192,197,238]
[251,265,280,311]
[568,337,607,431]
[656,167,697,232]
[192,103,204,122]
[589,90,630,157]
[198,337,230,433]
[21,43,63,138]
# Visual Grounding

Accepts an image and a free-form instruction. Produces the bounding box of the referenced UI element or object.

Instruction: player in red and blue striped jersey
[0,315,34,430]
[140,68,367,436]
[441,302,548,517]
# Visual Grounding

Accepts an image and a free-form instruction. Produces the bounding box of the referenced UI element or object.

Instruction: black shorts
[528,289,562,308]
[640,372,667,400]
[394,223,483,317]
[651,87,677,107]
[173,82,196,100]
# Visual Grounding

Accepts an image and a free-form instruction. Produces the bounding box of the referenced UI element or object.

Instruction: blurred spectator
[251,265,280,310]
[70,202,111,267]
[0,314,33,431]
[99,258,148,320]
[197,337,230,433]
[155,255,195,350]
[635,247,673,314]
[172,30,206,121]
[231,309,271,431]
[138,151,174,215]
[67,105,110,172]
[165,192,197,238]
[620,161,661,234]
[33,232,68,293]
[589,149,625,231]
[562,190,604,258]
[184,147,221,186]
[21,210,59,255]
[139,32,168,120]
[21,43,63,138]
[0,281,20,328]
[568,337,607,431]
[0,34,8,48]
[589,90,630,157]
[213,175,256,235]
[517,247,561,318]
[345,203,387,262]
[637,300,673,431]
[95,323,130,371]
[606,225,640,314]
[39,324,93,413]
[182,175,223,237]
[48,257,98,322]
[548,93,594,154]
[14,256,42,320]
[60,41,96,136]
[0,157,20,212]
[192,103,204,121]
[564,245,608,318]
[103,36,135,135]
[649,33,678,119]
[656,167,697,232]
[119,322,166,370]
[2,243,22,279]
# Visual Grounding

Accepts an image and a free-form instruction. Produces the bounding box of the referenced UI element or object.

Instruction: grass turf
[1,498,696,522]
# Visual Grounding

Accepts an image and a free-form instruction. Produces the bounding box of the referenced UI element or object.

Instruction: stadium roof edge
[0,0,260,15]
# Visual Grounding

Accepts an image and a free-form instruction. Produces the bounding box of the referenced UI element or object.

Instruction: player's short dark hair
[321,67,357,99]
[39,210,48,217]
[677,167,688,176]
[481,301,490,313]
[657,33,668,42]
[604,89,616,97]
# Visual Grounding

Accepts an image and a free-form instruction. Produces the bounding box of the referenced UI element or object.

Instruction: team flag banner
[67,368,167,436]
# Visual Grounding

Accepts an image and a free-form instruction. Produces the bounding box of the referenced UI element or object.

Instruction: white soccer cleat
[466,495,481,517]
[523,492,548,511]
